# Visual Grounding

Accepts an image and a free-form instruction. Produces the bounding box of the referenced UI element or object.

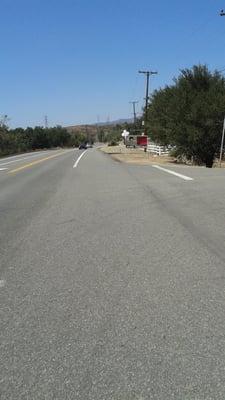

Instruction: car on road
[79,143,87,149]
[79,143,93,149]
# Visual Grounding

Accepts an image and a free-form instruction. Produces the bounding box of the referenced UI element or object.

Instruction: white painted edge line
[0,152,54,167]
[0,149,74,167]
[73,150,88,168]
[0,151,46,162]
[152,165,194,181]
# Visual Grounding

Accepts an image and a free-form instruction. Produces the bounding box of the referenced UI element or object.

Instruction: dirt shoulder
[100,144,225,168]
[99,144,175,166]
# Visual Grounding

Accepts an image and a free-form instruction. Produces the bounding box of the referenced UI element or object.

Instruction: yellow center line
[8,151,66,174]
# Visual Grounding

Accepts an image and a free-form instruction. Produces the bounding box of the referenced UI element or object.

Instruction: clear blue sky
[1,0,225,128]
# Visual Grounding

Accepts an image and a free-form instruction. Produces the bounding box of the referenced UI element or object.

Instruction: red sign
[137,135,148,146]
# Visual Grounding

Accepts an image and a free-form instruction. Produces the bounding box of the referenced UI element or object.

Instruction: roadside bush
[108,140,119,146]
[149,65,225,167]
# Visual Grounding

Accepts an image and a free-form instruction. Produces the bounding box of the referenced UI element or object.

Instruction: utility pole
[129,101,138,124]
[219,117,225,167]
[138,70,158,135]
[96,115,101,142]
[219,11,225,165]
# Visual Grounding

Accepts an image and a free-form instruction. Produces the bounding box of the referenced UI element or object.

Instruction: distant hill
[97,118,133,126]
[66,124,98,135]
[65,118,133,135]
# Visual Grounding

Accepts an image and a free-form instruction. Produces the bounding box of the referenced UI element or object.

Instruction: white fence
[147,143,170,156]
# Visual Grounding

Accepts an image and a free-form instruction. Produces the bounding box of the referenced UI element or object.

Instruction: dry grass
[100,144,225,168]
[213,160,225,168]
[100,144,175,165]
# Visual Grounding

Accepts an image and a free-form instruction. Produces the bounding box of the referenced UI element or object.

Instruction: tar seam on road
[73,150,88,168]
[8,151,66,174]
[152,165,194,181]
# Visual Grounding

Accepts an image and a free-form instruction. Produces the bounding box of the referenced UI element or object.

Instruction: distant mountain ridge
[97,118,133,126]
[66,118,134,135]
[66,118,133,130]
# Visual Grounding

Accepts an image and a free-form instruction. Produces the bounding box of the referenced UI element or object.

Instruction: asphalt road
[1,148,225,399]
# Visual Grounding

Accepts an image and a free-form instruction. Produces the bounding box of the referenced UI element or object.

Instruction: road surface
[1,148,225,399]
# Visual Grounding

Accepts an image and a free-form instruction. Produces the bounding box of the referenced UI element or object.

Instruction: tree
[0,115,9,129]
[149,65,225,167]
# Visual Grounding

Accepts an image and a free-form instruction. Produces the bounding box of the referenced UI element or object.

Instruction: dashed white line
[152,165,193,181]
[73,150,88,168]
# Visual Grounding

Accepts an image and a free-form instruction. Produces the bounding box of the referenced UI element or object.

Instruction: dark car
[79,143,87,150]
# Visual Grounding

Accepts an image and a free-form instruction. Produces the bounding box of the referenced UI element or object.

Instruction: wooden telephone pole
[138,70,158,135]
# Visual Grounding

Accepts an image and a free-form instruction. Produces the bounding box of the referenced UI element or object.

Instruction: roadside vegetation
[148,65,225,167]
[2,65,225,166]
[0,125,87,157]
[97,124,127,145]
[0,118,128,157]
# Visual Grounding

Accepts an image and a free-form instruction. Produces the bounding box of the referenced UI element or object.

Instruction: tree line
[147,64,225,167]
[97,124,129,145]
[0,125,87,157]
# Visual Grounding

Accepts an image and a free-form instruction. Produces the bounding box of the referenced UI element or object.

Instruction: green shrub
[108,140,118,146]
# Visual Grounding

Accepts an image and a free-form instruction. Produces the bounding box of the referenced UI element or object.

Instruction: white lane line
[0,168,8,171]
[0,149,75,167]
[152,165,194,181]
[0,279,6,288]
[0,149,75,166]
[73,150,88,168]
[0,152,54,166]
[0,149,53,162]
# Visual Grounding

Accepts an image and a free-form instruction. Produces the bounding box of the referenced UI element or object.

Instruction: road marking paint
[152,165,194,181]
[0,150,51,162]
[73,150,88,168]
[0,279,6,288]
[0,151,55,166]
[0,168,8,171]
[8,151,65,174]
[0,149,74,166]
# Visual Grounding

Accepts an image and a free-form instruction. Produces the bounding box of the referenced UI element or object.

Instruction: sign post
[121,130,129,144]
